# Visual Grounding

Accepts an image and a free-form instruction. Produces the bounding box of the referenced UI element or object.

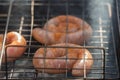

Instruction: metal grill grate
[0,0,119,79]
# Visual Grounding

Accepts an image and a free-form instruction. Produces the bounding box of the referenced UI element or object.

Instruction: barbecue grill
[0,0,120,80]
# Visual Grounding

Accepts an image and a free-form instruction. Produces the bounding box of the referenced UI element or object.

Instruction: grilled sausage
[32,15,92,45]
[33,43,93,76]
[0,32,26,63]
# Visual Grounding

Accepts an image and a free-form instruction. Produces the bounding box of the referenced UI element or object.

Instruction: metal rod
[19,16,24,34]
[98,16,105,79]
[106,3,112,18]
[9,15,25,80]
[20,0,34,77]
[102,42,105,79]
[82,0,87,79]
[27,0,34,57]
[0,0,13,68]
[0,0,14,79]
[42,0,50,79]
[65,0,69,79]
[109,4,120,80]
[115,0,120,77]
[6,44,106,49]
[9,61,15,79]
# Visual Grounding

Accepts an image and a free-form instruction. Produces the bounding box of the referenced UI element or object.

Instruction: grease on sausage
[0,32,27,63]
[33,43,93,76]
[32,15,92,45]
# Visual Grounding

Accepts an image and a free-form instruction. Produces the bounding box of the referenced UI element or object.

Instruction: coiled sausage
[32,15,92,45]
[33,43,93,76]
[0,32,27,63]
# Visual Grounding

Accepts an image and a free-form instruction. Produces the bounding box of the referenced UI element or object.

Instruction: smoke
[88,0,113,21]
[4,0,31,29]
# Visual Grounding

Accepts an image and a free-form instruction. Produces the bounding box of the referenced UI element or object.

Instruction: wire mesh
[0,0,119,79]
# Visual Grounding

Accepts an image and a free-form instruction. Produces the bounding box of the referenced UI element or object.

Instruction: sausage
[33,43,93,76]
[0,32,27,63]
[32,15,92,45]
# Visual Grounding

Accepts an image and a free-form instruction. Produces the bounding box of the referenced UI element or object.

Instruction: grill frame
[0,0,120,79]
[116,0,120,78]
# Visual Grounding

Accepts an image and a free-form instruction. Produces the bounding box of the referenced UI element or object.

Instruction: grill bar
[8,13,25,80]
[27,0,34,57]
[0,0,14,80]
[0,0,13,67]
[19,16,24,34]
[65,0,69,79]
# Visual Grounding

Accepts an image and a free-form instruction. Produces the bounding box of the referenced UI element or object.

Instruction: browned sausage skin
[32,15,92,45]
[33,43,93,76]
[0,32,27,63]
